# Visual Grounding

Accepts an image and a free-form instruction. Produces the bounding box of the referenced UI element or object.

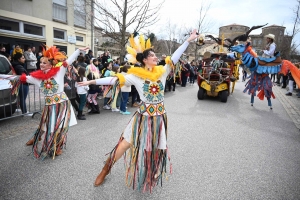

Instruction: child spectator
[110,65,121,112]
[119,65,131,114]
[103,62,113,110]
[75,67,89,120]
[86,58,101,114]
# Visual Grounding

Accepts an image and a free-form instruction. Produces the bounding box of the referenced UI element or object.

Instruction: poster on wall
[68,36,76,44]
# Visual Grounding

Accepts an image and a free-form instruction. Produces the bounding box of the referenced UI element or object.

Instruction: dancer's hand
[77,80,96,86]
[187,29,198,43]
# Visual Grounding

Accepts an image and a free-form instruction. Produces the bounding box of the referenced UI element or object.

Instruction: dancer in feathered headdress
[78,30,198,192]
[17,45,89,159]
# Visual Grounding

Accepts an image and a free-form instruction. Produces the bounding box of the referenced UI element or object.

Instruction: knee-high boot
[94,104,100,114]
[94,157,113,187]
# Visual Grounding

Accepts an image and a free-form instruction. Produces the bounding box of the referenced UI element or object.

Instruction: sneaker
[103,105,111,110]
[16,108,22,112]
[24,112,33,116]
[112,108,120,112]
[121,111,131,115]
[285,92,292,96]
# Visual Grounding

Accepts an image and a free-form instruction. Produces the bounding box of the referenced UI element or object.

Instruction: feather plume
[126,46,137,57]
[146,39,151,49]
[129,34,137,51]
[134,36,142,52]
[139,35,145,51]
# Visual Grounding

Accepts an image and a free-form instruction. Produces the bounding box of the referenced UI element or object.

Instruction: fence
[0,81,43,121]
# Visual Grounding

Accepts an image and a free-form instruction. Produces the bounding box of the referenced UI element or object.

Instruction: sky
[148,0,299,44]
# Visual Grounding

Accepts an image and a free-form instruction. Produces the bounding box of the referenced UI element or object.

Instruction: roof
[220,23,249,28]
[262,24,286,29]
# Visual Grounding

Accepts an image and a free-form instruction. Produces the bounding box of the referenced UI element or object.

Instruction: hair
[103,62,110,69]
[92,58,98,65]
[120,64,131,73]
[120,61,127,66]
[13,52,23,61]
[136,48,153,67]
[77,55,84,62]
[27,47,32,50]
[112,65,119,73]
[77,67,86,82]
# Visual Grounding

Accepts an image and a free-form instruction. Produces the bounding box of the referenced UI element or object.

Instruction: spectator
[75,55,87,69]
[11,44,23,57]
[101,51,110,65]
[24,47,37,73]
[181,60,190,87]
[189,61,196,85]
[119,65,131,115]
[64,64,80,114]
[86,58,101,114]
[36,52,43,70]
[158,54,166,65]
[11,53,31,116]
[75,67,89,120]
[102,62,113,110]
[85,50,94,65]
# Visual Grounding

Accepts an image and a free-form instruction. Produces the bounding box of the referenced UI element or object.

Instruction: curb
[273,86,300,131]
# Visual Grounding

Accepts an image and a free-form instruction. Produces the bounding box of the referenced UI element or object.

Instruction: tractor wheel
[198,88,205,100]
[220,90,228,103]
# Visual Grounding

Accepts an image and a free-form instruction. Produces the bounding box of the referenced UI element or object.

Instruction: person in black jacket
[12,53,31,115]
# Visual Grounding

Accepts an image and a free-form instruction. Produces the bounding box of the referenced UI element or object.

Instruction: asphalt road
[0,78,300,200]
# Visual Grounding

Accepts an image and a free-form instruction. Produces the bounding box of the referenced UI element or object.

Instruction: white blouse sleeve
[171,41,189,64]
[66,49,80,65]
[95,77,118,85]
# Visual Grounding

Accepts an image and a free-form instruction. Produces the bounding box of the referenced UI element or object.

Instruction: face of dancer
[143,51,158,68]
[40,57,52,71]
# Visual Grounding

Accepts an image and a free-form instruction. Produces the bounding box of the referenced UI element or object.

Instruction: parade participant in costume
[262,34,276,58]
[21,46,89,159]
[85,58,101,114]
[78,30,198,192]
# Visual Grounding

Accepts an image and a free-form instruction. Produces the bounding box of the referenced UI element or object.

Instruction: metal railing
[0,83,43,121]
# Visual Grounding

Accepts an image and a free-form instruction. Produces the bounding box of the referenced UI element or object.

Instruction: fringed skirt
[32,99,76,159]
[243,72,275,100]
[108,111,171,193]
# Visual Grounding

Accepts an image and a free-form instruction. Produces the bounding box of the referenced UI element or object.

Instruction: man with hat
[262,33,276,58]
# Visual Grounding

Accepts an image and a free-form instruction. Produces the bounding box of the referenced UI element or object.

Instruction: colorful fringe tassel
[32,100,71,160]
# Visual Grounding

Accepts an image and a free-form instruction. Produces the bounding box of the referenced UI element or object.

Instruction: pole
[91,0,94,52]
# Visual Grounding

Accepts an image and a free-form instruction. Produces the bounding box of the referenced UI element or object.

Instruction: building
[0,0,92,56]
[219,23,292,59]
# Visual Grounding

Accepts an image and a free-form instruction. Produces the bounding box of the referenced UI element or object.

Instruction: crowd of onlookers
[1,43,299,120]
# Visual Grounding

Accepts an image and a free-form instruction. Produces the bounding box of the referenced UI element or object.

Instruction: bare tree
[91,0,164,61]
[188,1,213,60]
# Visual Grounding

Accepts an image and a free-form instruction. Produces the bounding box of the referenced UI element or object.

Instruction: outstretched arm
[77,77,117,86]
[171,29,198,64]
[66,47,89,66]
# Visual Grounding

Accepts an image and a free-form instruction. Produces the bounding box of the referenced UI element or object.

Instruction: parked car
[0,54,17,118]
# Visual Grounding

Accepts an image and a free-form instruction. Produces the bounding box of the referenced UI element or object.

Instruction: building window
[74,0,86,27]
[54,29,66,40]
[76,36,84,42]
[0,18,20,32]
[253,39,257,46]
[280,30,283,36]
[258,39,262,45]
[53,0,67,23]
[24,23,43,36]
[230,27,232,30]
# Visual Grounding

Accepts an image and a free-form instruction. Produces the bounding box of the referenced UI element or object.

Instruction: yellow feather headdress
[125,33,152,64]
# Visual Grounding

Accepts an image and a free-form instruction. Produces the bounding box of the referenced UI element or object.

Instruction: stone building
[219,23,292,59]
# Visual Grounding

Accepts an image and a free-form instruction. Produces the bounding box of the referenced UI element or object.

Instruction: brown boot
[26,137,41,146]
[94,157,113,187]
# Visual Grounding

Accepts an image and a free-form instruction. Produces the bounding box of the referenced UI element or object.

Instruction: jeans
[19,84,29,114]
[78,94,87,111]
[120,92,129,112]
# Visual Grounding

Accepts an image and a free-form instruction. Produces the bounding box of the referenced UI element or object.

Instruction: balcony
[53,3,67,23]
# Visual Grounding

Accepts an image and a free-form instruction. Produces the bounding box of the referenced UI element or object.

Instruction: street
[0,77,300,200]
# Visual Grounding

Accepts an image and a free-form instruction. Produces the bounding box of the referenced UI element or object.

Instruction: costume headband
[125,33,152,64]
[42,46,67,68]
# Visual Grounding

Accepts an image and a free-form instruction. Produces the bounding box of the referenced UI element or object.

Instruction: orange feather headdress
[42,46,67,67]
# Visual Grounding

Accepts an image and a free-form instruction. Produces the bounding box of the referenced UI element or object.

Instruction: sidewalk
[273,85,300,130]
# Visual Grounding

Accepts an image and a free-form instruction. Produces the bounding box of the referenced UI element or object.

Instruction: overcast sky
[150,0,299,42]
